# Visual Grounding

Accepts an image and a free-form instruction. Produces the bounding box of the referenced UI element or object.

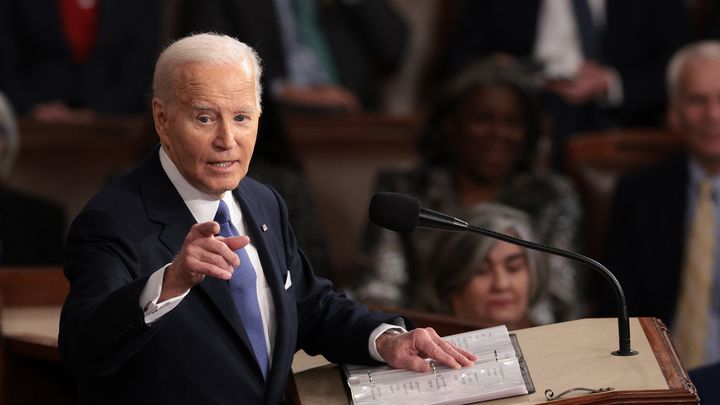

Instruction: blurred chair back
[565,128,685,260]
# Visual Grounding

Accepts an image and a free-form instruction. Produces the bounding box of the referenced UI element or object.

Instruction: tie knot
[214,200,231,225]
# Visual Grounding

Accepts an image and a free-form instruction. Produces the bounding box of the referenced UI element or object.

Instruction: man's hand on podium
[376,327,478,373]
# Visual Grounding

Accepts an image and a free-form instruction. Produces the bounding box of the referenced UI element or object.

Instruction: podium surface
[293,318,698,404]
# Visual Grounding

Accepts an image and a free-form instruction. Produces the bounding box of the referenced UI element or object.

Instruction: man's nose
[214,119,236,148]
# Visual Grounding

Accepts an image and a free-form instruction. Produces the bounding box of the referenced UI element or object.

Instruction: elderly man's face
[671,57,720,173]
[153,61,260,198]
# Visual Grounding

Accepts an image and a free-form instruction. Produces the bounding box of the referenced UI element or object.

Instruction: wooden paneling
[0,267,67,307]
[287,113,422,284]
[9,115,156,231]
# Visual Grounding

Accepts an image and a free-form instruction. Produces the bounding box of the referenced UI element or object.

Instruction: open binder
[290,318,699,404]
[341,326,534,405]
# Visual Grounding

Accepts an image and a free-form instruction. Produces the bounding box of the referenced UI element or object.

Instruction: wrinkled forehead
[171,61,258,103]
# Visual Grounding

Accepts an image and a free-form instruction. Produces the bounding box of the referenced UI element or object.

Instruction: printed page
[343,326,530,405]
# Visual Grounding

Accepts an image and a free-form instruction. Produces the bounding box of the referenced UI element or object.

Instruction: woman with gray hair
[417,203,548,330]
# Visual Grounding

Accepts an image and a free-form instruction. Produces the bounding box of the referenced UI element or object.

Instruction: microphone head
[368,192,420,233]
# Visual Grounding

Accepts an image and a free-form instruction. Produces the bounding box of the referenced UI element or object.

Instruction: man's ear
[152,97,169,144]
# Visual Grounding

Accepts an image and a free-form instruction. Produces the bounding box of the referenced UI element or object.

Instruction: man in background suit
[180,0,408,113]
[443,0,691,167]
[0,0,159,120]
[59,33,475,404]
[603,41,720,369]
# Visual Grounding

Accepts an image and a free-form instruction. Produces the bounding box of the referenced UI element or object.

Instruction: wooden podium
[291,317,698,404]
[1,268,699,404]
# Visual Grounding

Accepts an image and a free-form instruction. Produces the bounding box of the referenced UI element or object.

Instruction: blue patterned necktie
[214,200,269,379]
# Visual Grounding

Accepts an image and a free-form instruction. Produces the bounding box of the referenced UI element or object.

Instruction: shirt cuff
[603,67,623,107]
[139,264,191,325]
[368,323,407,362]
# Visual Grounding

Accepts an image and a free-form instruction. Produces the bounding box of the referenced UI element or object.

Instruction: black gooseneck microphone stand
[370,192,638,356]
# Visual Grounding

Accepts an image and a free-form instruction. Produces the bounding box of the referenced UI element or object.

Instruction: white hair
[0,91,19,179]
[667,41,720,102]
[152,33,263,111]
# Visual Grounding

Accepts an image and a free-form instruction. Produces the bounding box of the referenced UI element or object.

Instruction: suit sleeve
[59,206,167,378]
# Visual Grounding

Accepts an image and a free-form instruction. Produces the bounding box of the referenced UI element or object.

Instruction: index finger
[192,221,221,238]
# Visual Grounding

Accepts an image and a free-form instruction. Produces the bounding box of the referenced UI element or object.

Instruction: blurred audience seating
[286,113,422,285]
[0,266,73,405]
[564,128,685,260]
[0,267,68,307]
[369,304,490,336]
[8,115,156,232]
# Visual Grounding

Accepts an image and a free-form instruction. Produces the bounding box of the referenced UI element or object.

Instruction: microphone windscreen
[368,192,420,233]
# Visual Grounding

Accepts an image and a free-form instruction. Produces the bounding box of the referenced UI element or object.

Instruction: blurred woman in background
[418,203,547,330]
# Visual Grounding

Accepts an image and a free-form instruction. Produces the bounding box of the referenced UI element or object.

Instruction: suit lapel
[138,149,193,255]
[138,149,263,377]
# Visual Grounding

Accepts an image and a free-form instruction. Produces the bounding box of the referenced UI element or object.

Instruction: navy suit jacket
[59,147,400,404]
[601,153,688,325]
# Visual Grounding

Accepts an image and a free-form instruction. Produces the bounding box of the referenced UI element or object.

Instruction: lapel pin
[261,224,268,232]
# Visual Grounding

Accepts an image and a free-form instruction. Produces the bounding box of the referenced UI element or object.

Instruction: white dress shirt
[533,0,622,105]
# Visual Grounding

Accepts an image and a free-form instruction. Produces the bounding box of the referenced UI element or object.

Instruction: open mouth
[209,161,237,168]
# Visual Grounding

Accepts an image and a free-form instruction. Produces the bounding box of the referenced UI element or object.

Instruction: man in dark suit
[603,41,720,369]
[180,0,407,113]
[58,33,475,404]
[0,0,159,120]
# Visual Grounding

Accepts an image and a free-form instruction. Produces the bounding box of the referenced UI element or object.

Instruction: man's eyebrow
[191,102,216,111]
[236,105,257,114]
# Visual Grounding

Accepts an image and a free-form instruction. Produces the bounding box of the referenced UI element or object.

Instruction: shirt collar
[688,157,720,190]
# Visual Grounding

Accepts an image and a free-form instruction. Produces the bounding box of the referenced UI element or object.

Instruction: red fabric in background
[59,0,99,63]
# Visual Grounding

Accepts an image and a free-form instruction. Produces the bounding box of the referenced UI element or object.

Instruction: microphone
[369,191,637,356]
